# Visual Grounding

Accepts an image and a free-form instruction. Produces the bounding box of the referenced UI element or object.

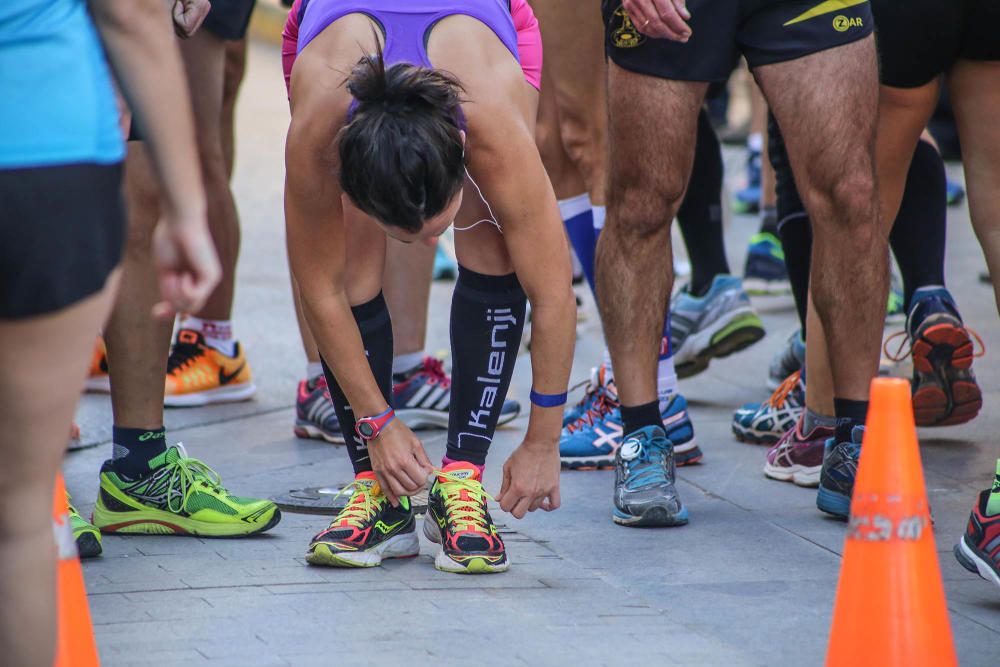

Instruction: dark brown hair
[338,45,465,233]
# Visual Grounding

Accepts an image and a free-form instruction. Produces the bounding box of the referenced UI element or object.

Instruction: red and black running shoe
[954,479,1000,592]
[424,462,507,574]
[306,472,419,568]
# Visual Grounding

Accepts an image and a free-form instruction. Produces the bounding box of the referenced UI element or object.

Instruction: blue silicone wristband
[530,389,568,408]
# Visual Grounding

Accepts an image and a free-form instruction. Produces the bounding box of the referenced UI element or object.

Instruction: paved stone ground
[66,39,1000,666]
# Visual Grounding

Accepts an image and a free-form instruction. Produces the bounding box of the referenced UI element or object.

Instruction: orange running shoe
[85,336,110,393]
[164,329,255,407]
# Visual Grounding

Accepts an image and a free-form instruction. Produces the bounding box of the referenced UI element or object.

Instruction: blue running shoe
[732,149,761,215]
[946,179,965,207]
[817,426,865,519]
[560,392,700,469]
[670,275,765,379]
[743,232,790,296]
[733,371,804,445]
[563,364,611,428]
[393,356,519,429]
[613,425,689,527]
[433,243,458,281]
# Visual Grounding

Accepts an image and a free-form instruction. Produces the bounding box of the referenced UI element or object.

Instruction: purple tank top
[296,0,520,69]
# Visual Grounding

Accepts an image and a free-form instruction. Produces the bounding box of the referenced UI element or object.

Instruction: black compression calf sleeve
[769,114,812,335]
[889,139,947,309]
[447,266,527,466]
[677,108,729,297]
[321,293,394,474]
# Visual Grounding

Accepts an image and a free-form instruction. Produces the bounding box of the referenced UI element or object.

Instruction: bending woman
[284,0,574,574]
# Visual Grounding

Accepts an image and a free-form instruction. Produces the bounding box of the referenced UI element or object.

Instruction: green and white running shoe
[92,444,280,537]
[68,494,102,559]
[670,274,765,379]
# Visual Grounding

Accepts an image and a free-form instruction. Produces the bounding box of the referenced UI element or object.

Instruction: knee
[606,181,679,241]
[800,163,878,234]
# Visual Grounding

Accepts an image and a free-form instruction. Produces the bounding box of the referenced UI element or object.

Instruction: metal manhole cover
[271,484,429,515]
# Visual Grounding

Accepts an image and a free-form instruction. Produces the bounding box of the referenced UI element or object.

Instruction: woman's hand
[368,419,435,506]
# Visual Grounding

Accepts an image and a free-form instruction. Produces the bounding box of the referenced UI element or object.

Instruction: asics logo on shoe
[593,423,623,450]
[138,431,165,442]
[620,438,642,461]
[467,308,517,431]
[218,362,246,385]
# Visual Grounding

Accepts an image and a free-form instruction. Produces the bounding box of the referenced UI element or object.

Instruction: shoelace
[435,470,493,533]
[162,453,225,514]
[567,389,618,433]
[166,342,203,374]
[419,356,451,389]
[622,440,669,487]
[329,479,384,529]
[765,370,801,410]
[882,327,986,363]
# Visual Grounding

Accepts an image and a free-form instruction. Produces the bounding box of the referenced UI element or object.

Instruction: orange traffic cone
[53,474,100,667]
[826,377,957,666]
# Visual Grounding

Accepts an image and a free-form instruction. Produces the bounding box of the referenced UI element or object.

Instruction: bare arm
[89,0,219,314]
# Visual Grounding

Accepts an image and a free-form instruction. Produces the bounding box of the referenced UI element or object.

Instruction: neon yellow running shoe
[423,462,508,574]
[306,471,419,568]
[92,444,280,537]
[68,494,102,559]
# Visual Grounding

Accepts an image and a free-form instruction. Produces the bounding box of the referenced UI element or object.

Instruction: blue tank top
[296,0,519,69]
[0,0,124,169]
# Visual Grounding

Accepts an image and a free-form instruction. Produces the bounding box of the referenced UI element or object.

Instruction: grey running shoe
[767,329,805,391]
[670,275,765,379]
[613,426,689,527]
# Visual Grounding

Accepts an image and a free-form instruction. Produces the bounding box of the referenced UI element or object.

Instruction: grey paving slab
[66,38,1000,666]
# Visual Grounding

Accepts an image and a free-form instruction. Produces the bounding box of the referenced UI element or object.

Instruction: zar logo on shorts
[832,15,863,32]
[611,6,646,48]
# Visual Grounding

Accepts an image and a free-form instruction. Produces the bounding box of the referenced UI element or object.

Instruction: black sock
[447,267,526,466]
[769,114,812,335]
[677,108,729,297]
[111,426,167,478]
[322,293,394,475]
[621,401,663,437]
[834,398,869,444]
[889,139,947,310]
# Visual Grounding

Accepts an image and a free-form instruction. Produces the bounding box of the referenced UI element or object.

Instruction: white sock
[181,316,236,356]
[657,355,678,412]
[558,193,592,220]
[592,205,607,232]
[306,361,323,380]
[747,132,763,153]
[392,351,424,376]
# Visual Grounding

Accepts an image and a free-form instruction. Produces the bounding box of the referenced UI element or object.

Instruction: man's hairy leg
[596,64,705,407]
[756,37,884,402]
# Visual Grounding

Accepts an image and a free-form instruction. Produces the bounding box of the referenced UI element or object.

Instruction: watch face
[358,422,375,438]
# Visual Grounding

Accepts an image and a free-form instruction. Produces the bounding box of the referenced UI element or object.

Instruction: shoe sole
[396,407,520,430]
[306,531,420,567]
[422,516,508,574]
[164,382,257,408]
[94,506,281,538]
[294,421,345,445]
[743,279,791,297]
[911,322,982,427]
[76,533,103,559]
[676,312,765,379]
[613,505,689,527]
[954,537,1000,591]
[816,487,850,519]
[763,461,821,487]
[561,441,703,470]
[84,376,111,394]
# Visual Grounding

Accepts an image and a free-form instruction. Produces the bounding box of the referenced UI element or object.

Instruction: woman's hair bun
[346,39,463,117]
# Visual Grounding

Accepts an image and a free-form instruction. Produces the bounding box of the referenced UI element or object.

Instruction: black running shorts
[603,0,874,82]
[872,0,1000,89]
[0,163,125,319]
[202,0,257,40]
